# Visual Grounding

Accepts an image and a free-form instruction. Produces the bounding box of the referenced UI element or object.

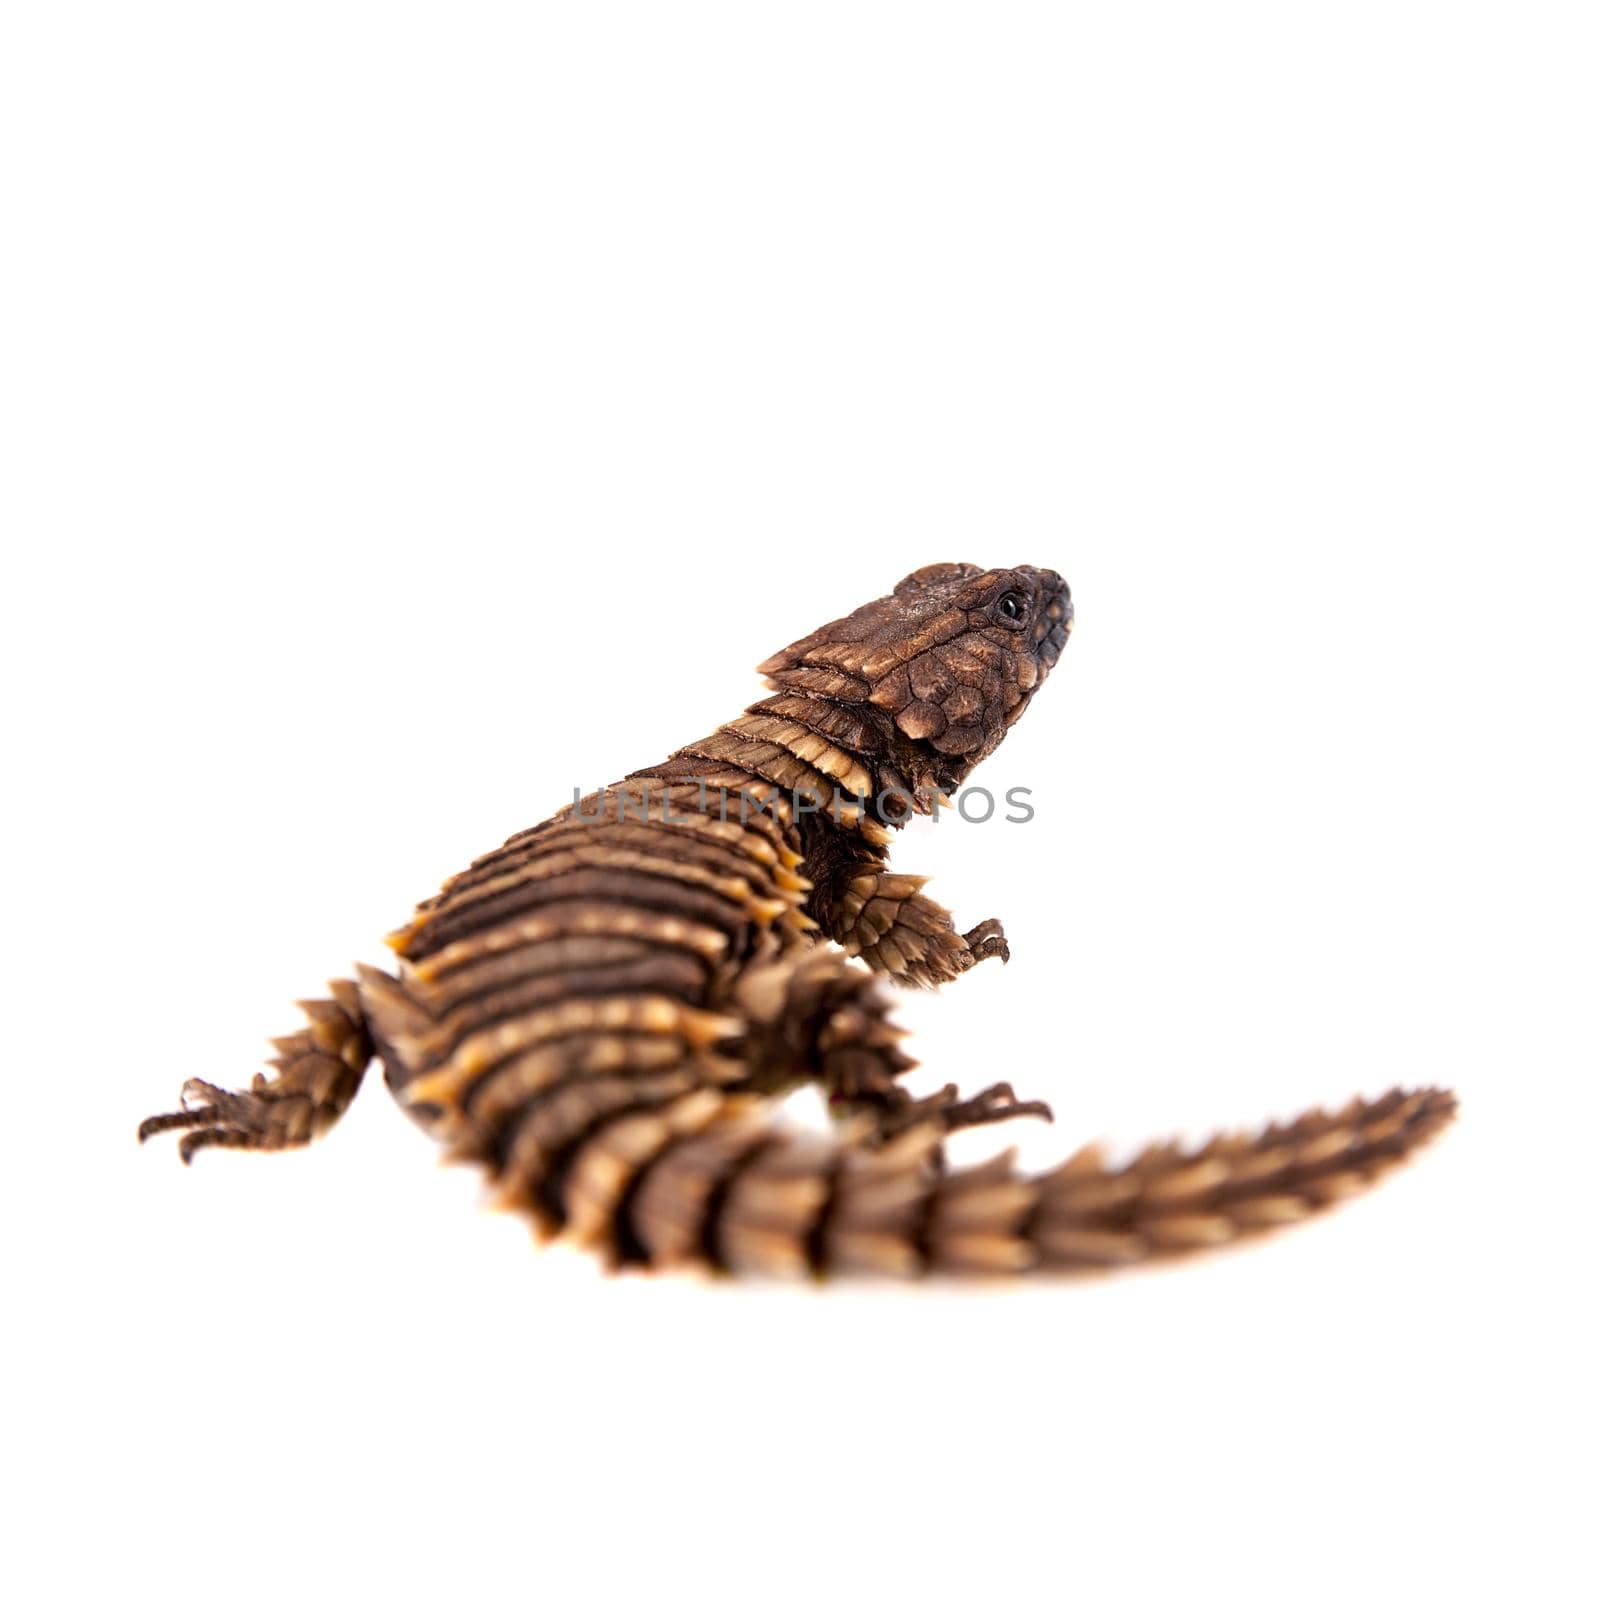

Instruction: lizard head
[759,562,1072,802]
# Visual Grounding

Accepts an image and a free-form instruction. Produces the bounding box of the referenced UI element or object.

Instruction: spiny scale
[138,564,1456,1278]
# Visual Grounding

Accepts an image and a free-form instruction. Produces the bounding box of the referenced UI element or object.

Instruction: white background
[4,5,1596,1597]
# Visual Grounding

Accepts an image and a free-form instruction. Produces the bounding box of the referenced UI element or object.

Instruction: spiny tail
[940,1085,1457,1275]
[137,979,374,1163]
[521,1084,1457,1278]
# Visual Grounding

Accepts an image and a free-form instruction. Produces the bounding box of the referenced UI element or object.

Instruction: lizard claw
[943,1080,1052,1131]
[963,918,1010,966]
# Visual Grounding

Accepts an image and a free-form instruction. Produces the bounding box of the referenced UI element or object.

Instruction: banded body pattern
[140,562,1456,1280]
[373,769,813,1238]
[366,696,940,1269]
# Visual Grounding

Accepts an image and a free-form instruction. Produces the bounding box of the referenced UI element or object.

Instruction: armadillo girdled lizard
[140,563,1455,1278]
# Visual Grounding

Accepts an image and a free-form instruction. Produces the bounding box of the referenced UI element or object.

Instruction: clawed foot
[940,1079,1050,1131]
[841,874,1013,988]
[878,915,1012,988]
[962,918,1010,968]
[863,1079,1053,1143]
[139,990,369,1162]
[138,1074,321,1163]
[898,916,1009,986]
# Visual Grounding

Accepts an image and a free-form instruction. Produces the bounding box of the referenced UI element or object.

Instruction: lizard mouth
[1033,574,1073,671]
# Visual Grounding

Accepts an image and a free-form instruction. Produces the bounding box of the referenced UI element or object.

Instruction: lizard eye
[996,592,1027,623]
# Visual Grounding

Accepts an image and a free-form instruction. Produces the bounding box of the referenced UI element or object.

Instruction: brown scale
[400,867,767,965]
[140,563,1457,1279]
[446,777,799,899]
[470,819,806,908]
[406,902,730,988]
[424,837,785,918]
[422,843,791,943]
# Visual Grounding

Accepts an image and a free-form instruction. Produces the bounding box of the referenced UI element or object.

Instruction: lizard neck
[682,690,958,827]
[629,690,968,866]
[630,691,922,849]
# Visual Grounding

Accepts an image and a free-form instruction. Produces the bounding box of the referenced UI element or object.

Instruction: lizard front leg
[831,870,1009,989]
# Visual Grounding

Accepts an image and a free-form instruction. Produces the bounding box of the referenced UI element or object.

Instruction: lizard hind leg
[137,979,373,1163]
[731,947,1054,1143]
